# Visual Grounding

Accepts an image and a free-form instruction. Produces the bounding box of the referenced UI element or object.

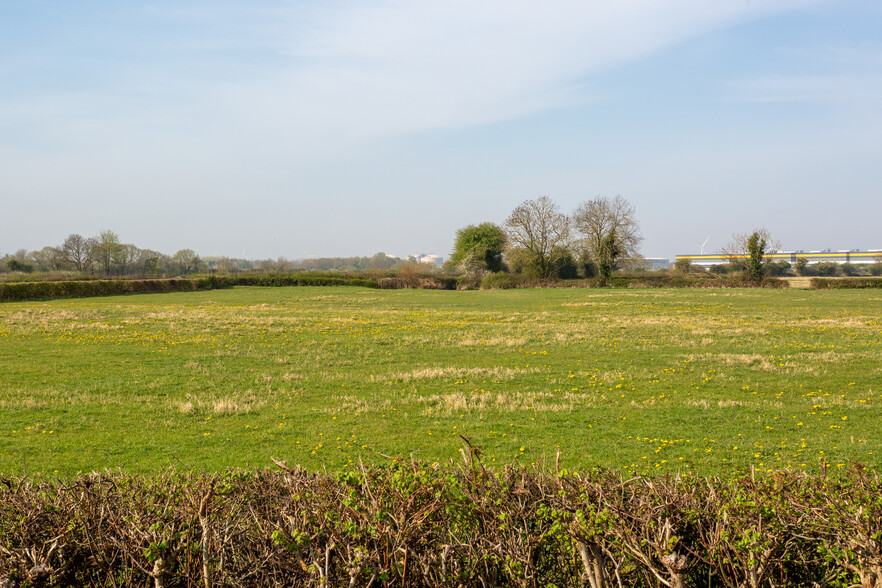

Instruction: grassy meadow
[0,286,879,477]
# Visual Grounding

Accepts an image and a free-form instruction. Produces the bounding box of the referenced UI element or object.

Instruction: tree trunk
[661,553,689,588]
[577,541,608,588]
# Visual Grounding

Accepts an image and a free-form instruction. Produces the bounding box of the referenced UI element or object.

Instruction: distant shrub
[870,263,882,276]
[767,261,792,277]
[232,273,379,289]
[708,263,733,275]
[578,257,598,279]
[839,262,861,277]
[376,275,457,290]
[552,249,580,280]
[812,262,842,277]
[810,277,882,289]
[479,272,521,290]
[673,258,693,274]
[606,275,787,289]
[5,259,33,273]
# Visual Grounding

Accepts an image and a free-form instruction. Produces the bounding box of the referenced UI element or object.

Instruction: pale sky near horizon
[2,0,880,261]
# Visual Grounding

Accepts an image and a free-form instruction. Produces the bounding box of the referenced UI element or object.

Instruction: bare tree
[721,228,781,280]
[504,196,571,279]
[572,195,642,275]
[60,234,96,273]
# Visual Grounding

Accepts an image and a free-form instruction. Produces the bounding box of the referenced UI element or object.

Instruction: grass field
[1,286,880,477]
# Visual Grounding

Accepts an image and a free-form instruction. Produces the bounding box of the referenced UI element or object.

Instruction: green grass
[1,286,880,477]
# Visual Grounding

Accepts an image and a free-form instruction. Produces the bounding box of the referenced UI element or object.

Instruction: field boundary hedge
[477,273,790,290]
[0,272,797,301]
[0,277,220,302]
[811,277,882,289]
[0,274,380,302]
[1,458,879,587]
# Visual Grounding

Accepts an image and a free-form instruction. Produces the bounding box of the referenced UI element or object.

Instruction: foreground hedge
[811,277,882,289]
[1,460,879,587]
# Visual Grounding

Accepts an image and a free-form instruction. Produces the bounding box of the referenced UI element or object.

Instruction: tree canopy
[572,195,642,274]
[722,228,781,281]
[503,196,572,279]
[449,222,507,274]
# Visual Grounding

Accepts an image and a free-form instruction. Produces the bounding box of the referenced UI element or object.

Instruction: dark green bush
[479,271,522,289]
[813,262,842,277]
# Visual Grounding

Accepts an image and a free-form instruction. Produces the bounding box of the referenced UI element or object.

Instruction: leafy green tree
[673,258,693,275]
[138,249,168,276]
[840,262,860,277]
[450,222,507,274]
[767,260,791,277]
[722,229,781,282]
[6,258,33,273]
[367,252,397,270]
[172,249,201,274]
[745,232,766,281]
[813,262,842,277]
[118,244,141,275]
[597,229,622,286]
[95,230,124,276]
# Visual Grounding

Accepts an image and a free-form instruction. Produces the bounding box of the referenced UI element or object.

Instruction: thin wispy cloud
[223,0,826,155]
[729,74,882,103]
[1,0,826,162]
[3,0,878,260]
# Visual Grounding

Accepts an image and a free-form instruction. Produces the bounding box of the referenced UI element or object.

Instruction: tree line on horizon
[4,197,879,282]
[0,231,426,278]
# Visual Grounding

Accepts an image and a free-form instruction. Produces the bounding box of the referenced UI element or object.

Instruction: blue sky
[2,0,880,261]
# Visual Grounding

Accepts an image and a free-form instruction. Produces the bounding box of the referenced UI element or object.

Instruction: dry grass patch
[376,366,540,384]
[693,353,779,371]
[0,387,128,408]
[459,336,528,347]
[174,390,268,415]
[413,390,589,415]
[325,395,392,414]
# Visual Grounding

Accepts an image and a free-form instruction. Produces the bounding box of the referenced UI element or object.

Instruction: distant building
[643,258,671,270]
[676,249,882,267]
[409,254,443,266]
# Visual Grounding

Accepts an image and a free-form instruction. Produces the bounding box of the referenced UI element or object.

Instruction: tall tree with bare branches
[504,196,571,279]
[60,233,97,273]
[572,195,642,278]
[721,228,781,281]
